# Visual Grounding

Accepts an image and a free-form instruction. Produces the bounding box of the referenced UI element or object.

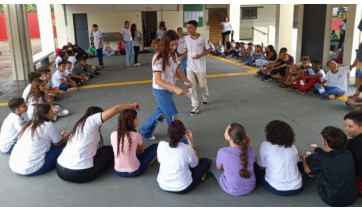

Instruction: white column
[4,4,34,81]
[275,4,294,52]
[53,4,68,48]
[229,4,240,41]
[37,4,55,54]
[296,5,304,63]
[344,4,362,68]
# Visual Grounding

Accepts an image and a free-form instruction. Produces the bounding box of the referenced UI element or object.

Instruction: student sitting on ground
[255,44,277,70]
[22,71,41,101]
[279,55,311,87]
[329,45,337,61]
[88,42,97,58]
[256,52,283,76]
[237,42,246,59]
[223,41,233,57]
[290,60,325,94]
[210,123,256,196]
[331,30,339,41]
[242,44,265,66]
[255,120,302,196]
[300,126,359,206]
[344,111,362,197]
[157,120,211,194]
[314,59,357,100]
[261,53,291,81]
[230,42,242,58]
[208,40,215,53]
[111,109,158,178]
[67,50,77,69]
[40,69,65,100]
[73,44,89,60]
[211,40,225,56]
[65,61,86,86]
[26,78,60,120]
[103,42,116,57]
[0,98,27,154]
[9,104,68,176]
[150,39,158,53]
[73,57,93,80]
[52,60,78,92]
[55,52,68,69]
[279,47,294,65]
[56,103,140,183]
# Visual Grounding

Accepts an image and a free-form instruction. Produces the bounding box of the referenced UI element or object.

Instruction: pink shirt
[111,131,143,172]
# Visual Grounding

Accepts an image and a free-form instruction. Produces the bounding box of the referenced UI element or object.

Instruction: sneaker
[190,107,200,116]
[94,71,101,75]
[328,94,336,100]
[256,71,264,76]
[298,90,306,95]
[289,86,298,92]
[57,109,69,117]
[202,98,208,106]
[146,136,156,141]
[226,54,232,58]
[126,66,134,70]
[67,87,78,92]
[101,65,105,69]
[262,75,272,81]
[134,63,142,67]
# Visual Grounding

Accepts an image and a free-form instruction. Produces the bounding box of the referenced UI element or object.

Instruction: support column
[275,4,294,52]
[53,4,68,49]
[4,4,34,81]
[37,4,56,54]
[296,5,304,64]
[229,4,240,42]
[344,4,362,68]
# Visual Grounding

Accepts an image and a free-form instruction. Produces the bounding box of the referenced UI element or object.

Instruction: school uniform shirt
[55,56,62,68]
[64,69,72,77]
[0,112,26,153]
[132,31,141,47]
[111,131,143,173]
[177,37,186,54]
[120,28,132,42]
[93,30,104,49]
[57,113,103,170]
[221,22,232,32]
[257,141,302,191]
[184,34,211,73]
[9,121,62,175]
[308,150,358,207]
[157,141,198,191]
[216,146,256,196]
[68,56,77,69]
[26,96,44,120]
[329,51,337,60]
[340,21,346,31]
[308,68,326,82]
[324,66,350,92]
[156,29,165,40]
[22,84,31,100]
[45,79,54,90]
[152,53,178,90]
[52,70,67,87]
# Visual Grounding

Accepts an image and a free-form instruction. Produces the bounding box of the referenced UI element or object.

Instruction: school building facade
[2,4,362,81]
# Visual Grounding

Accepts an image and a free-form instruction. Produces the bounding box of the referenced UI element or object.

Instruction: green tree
[26,4,37,13]
[0,4,4,14]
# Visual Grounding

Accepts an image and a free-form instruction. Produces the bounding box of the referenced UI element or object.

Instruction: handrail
[251,27,267,35]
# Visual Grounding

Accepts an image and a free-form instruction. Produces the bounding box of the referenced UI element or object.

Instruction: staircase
[208,8,228,44]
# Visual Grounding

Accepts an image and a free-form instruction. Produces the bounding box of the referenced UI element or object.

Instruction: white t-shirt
[55,56,62,68]
[184,34,210,73]
[93,30,104,49]
[64,69,72,77]
[308,68,326,82]
[52,70,67,87]
[22,84,31,100]
[68,56,77,69]
[45,79,54,90]
[9,121,62,175]
[132,31,141,47]
[26,96,44,120]
[257,141,302,191]
[177,37,186,54]
[156,29,165,40]
[157,141,198,191]
[324,66,350,91]
[340,21,346,31]
[152,53,178,90]
[120,28,132,42]
[0,112,26,153]
[57,113,103,170]
[221,22,232,32]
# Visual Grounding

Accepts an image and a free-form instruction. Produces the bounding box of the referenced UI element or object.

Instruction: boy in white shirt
[180,20,212,116]
[315,59,357,100]
[90,24,105,68]
[40,69,65,100]
[65,61,86,86]
[52,60,78,92]
[117,21,134,69]
[67,50,77,69]
[0,98,27,154]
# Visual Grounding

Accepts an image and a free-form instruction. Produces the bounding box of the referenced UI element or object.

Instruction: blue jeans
[115,143,158,177]
[4,140,17,154]
[96,48,104,66]
[314,83,345,97]
[254,163,302,196]
[25,145,65,176]
[124,41,135,67]
[140,89,188,144]
[177,52,188,76]
[59,83,73,91]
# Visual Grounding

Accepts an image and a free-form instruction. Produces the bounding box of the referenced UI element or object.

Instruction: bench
[32,51,54,71]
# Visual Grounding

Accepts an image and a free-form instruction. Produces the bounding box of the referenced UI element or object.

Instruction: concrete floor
[0,53,361,207]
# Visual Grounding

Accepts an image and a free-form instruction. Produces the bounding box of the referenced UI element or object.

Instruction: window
[241,7,257,19]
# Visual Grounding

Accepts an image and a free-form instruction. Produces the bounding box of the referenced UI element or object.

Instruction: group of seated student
[1,97,361,205]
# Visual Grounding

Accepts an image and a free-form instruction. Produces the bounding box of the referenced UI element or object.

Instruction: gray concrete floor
[0,53,361,207]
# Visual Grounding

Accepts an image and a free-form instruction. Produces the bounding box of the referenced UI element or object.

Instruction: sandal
[279,83,286,88]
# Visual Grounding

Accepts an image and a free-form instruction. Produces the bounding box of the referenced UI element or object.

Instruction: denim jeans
[140,89,188,144]
[115,143,158,177]
[177,52,188,76]
[124,41,135,67]
[24,145,65,176]
[59,83,73,91]
[96,48,104,66]
[4,140,17,154]
[314,83,345,97]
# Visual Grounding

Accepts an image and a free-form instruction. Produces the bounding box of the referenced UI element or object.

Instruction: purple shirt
[216,146,256,196]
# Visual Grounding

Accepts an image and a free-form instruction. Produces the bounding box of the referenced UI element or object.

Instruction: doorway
[208,8,227,44]
[328,6,348,64]
[142,11,157,47]
[73,14,89,50]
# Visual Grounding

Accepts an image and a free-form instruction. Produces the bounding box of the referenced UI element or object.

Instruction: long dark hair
[131,24,136,40]
[26,78,46,103]
[228,123,251,179]
[167,120,186,148]
[116,109,137,156]
[18,104,51,140]
[68,106,104,141]
[154,30,178,71]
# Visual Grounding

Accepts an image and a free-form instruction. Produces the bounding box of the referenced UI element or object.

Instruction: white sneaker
[134,63,142,67]
[67,87,78,92]
[190,107,200,116]
[202,98,208,106]
[58,109,69,117]
[147,136,156,141]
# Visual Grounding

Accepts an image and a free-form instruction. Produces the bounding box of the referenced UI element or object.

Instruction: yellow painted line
[337,96,348,101]
[79,80,153,89]
[0,102,8,106]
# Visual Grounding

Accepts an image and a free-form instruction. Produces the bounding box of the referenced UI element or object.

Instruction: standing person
[90,24,105,68]
[118,21,135,69]
[139,30,193,142]
[338,19,347,49]
[221,17,234,46]
[180,20,212,116]
[131,24,144,67]
[177,27,187,76]
[155,22,166,42]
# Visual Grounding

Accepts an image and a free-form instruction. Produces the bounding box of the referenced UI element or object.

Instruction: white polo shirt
[22,84,31,100]
[308,68,326,82]
[26,96,44,120]
[93,30,104,49]
[177,37,186,54]
[184,34,210,73]
[152,53,178,90]
[0,112,26,153]
[324,66,350,91]
[9,121,62,175]
[52,70,67,87]
[120,28,132,42]
[156,29,165,40]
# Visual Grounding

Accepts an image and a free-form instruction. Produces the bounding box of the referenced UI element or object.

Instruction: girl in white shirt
[9,104,68,176]
[220,17,233,46]
[131,24,144,67]
[155,22,166,41]
[157,120,211,194]
[255,120,303,196]
[56,103,140,183]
